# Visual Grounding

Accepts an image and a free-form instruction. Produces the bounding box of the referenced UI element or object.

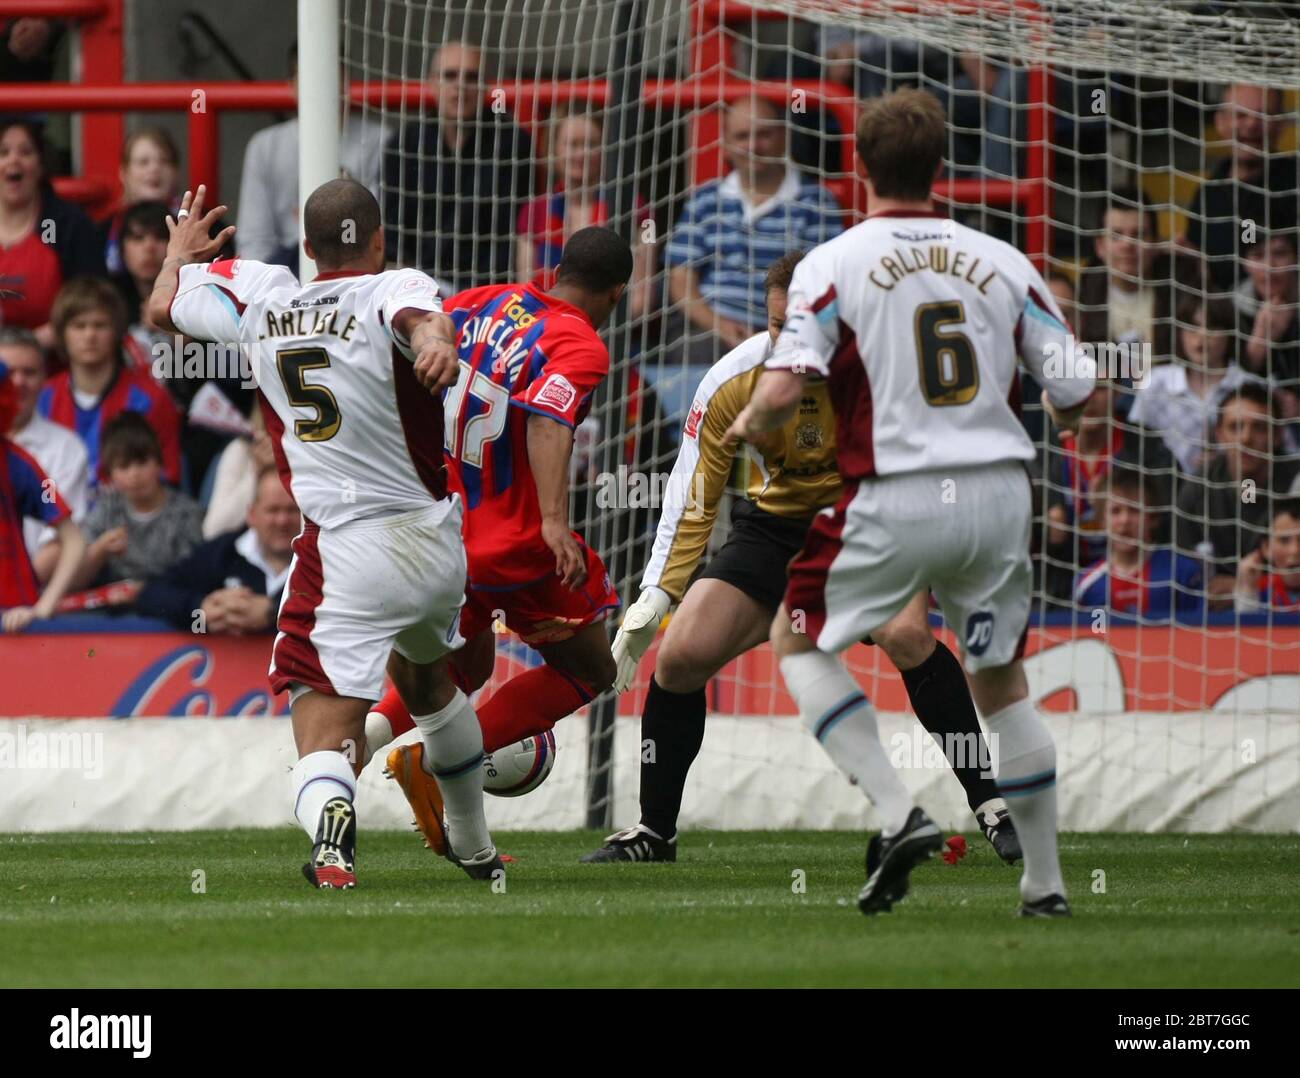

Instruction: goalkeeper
[583,252,1021,864]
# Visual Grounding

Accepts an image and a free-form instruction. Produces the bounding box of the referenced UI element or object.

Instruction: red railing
[0,0,124,212]
[0,0,1054,263]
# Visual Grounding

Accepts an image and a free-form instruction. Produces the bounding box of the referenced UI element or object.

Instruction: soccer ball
[482,731,556,797]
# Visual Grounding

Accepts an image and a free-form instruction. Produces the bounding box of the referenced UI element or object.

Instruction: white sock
[986,697,1065,901]
[292,750,356,840]
[362,711,395,767]
[411,690,492,857]
[780,650,914,836]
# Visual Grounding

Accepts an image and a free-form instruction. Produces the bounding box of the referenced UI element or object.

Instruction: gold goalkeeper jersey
[639,331,840,602]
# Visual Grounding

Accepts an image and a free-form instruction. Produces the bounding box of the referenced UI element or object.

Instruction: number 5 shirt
[168,258,450,527]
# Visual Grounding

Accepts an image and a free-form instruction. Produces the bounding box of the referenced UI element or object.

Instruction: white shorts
[270,499,467,702]
[785,462,1032,672]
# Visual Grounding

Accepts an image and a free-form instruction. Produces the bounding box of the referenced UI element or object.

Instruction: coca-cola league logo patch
[533,373,577,413]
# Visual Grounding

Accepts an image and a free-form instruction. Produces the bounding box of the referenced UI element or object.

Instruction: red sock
[476,665,595,754]
[372,685,416,738]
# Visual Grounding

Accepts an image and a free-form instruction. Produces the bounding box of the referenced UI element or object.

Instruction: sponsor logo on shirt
[891,228,949,243]
[684,400,705,440]
[534,373,577,413]
[289,295,339,309]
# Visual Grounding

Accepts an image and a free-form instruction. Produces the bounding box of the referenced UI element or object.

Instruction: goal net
[338,0,1300,835]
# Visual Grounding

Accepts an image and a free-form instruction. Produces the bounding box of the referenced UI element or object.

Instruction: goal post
[297,0,341,282]
[585,0,653,829]
[332,0,1300,835]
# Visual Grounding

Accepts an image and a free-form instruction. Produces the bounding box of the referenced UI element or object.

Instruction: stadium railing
[0,0,1052,262]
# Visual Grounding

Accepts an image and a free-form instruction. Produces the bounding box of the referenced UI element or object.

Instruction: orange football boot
[384,743,448,855]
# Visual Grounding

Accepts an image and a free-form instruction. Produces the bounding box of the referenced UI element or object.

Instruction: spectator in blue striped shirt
[664,97,843,374]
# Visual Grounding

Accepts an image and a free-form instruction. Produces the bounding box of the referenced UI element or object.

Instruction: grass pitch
[1,830,1296,988]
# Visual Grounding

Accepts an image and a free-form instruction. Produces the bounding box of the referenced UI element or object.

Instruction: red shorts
[461,535,619,646]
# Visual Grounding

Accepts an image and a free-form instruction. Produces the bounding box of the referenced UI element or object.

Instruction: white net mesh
[337,0,1300,834]
[748,1,1300,87]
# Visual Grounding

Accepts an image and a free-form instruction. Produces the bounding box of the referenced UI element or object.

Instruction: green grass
[1,830,1296,987]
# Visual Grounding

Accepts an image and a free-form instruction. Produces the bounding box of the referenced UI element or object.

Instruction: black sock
[638,676,707,840]
[899,641,1001,816]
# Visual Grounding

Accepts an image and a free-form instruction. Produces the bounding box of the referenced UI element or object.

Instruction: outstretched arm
[148,185,237,334]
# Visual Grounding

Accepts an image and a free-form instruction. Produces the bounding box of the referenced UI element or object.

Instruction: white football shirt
[169,258,451,527]
[767,212,1095,480]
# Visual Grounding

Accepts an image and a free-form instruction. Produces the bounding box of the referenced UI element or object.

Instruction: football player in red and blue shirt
[0,360,87,632]
[367,228,634,850]
[1073,469,1204,619]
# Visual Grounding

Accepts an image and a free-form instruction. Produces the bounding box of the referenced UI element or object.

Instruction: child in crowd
[1235,497,1300,612]
[73,412,202,588]
[1074,467,1204,619]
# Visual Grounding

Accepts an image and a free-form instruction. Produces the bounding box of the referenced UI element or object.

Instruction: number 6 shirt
[766,211,1095,480]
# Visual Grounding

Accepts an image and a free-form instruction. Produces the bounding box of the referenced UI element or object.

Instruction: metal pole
[297,0,341,283]
[585,0,647,830]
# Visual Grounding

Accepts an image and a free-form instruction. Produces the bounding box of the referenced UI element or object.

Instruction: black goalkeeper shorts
[691,500,815,613]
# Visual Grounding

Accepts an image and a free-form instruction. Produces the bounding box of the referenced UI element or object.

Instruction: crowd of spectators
[2,30,1299,634]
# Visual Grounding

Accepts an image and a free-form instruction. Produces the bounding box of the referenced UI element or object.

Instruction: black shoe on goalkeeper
[581,824,677,863]
[302,796,357,890]
[979,806,1023,865]
[857,807,942,915]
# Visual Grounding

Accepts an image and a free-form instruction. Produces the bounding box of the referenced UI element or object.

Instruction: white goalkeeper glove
[1041,389,1086,435]
[611,586,672,694]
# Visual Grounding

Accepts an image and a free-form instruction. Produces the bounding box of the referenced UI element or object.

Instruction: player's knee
[873,621,935,671]
[386,652,436,712]
[654,639,708,694]
[970,662,1027,717]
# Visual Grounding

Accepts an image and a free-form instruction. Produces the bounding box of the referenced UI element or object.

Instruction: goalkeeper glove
[611,586,671,693]
[1041,389,1085,435]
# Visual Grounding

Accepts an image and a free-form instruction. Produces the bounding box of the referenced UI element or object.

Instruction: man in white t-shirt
[148,178,500,891]
[236,44,388,267]
[729,90,1095,919]
[0,327,90,577]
